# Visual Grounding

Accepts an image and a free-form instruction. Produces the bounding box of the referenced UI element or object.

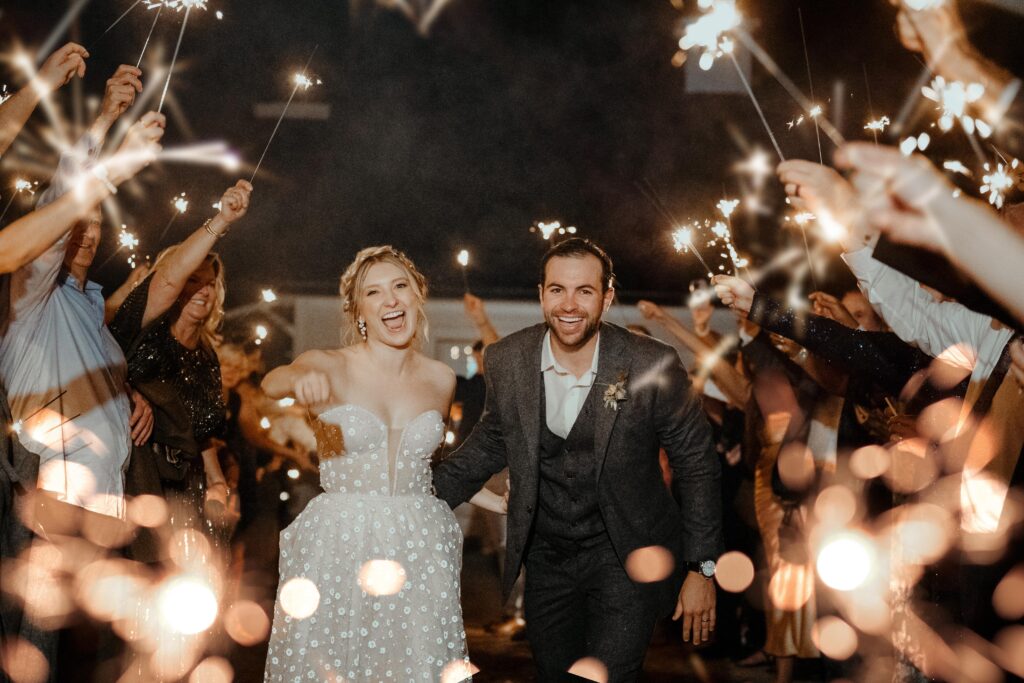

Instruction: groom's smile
[540,252,614,351]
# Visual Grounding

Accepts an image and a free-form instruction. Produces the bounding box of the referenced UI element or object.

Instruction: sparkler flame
[118,226,140,250]
[456,249,470,267]
[717,198,740,219]
[14,179,37,194]
[921,77,992,138]
[145,0,208,11]
[980,159,1021,209]
[864,116,891,133]
[532,220,576,240]
[261,288,277,303]
[678,0,741,71]
[672,227,695,253]
[172,193,189,214]
[255,324,269,340]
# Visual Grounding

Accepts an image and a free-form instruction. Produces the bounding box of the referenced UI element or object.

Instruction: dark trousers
[524,535,661,683]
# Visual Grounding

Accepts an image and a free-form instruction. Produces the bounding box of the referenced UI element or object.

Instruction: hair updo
[338,245,429,346]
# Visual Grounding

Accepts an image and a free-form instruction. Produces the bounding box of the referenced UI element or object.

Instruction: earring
[357,318,367,339]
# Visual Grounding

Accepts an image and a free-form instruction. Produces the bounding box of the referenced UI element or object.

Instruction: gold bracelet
[203,218,229,239]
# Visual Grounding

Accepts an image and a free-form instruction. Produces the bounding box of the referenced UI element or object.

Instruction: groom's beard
[544,308,602,350]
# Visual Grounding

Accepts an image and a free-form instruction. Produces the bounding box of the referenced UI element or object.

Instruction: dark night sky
[6,0,1024,308]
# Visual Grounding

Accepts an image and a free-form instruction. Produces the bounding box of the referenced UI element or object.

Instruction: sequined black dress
[110,273,226,561]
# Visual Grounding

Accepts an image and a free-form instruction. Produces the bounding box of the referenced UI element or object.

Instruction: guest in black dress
[108,180,253,562]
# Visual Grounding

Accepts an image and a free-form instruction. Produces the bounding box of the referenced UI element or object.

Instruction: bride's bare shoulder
[417,354,457,393]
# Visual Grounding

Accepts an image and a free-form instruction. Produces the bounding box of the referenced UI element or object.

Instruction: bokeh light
[715,551,755,593]
[188,656,233,683]
[812,616,858,660]
[850,445,890,480]
[157,575,219,634]
[567,657,609,683]
[357,560,407,597]
[279,577,321,619]
[224,600,271,646]
[816,531,874,591]
[128,494,170,528]
[624,546,675,583]
[814,485,858,527]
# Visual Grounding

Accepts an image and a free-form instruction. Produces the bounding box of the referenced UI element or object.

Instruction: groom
[434,238,723,681]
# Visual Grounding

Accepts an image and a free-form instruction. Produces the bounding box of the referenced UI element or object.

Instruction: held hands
[293,370,330,406]
[216,180,254,225]
[98,65,143,126]
[711,275,754,315]
[106,111,165,186]
[674,572,716,645]
[33,43,89,95]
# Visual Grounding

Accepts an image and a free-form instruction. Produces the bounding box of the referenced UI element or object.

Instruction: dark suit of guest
[433,321,724,682]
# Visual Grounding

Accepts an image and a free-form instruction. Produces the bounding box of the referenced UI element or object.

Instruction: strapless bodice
[313,404,445,496]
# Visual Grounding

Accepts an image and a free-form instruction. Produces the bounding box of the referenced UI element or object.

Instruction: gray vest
[533,379,607,548]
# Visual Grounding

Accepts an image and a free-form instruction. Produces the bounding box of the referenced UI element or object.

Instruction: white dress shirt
[541,331,600,438]
[842,246,1016,532]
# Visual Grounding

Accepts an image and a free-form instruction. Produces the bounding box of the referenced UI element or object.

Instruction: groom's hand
[673,572,716,645]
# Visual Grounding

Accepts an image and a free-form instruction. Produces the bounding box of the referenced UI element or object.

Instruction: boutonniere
[602,372,628,411]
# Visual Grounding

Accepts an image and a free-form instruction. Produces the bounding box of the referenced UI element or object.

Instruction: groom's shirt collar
[540,330,600,384]
[541,330,600,438]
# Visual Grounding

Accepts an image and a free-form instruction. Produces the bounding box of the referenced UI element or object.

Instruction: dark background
[4,0,1024,308]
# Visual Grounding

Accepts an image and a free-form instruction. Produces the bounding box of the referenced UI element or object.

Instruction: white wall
[291,296,739,376]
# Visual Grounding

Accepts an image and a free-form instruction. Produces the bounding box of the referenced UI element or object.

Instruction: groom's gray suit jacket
[433,322,724,605]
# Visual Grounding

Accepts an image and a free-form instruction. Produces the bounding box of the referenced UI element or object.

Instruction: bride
[262,246,499,682]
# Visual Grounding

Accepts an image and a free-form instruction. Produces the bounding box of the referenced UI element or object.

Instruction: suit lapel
[512,325,545,469]
[593,323,629,482]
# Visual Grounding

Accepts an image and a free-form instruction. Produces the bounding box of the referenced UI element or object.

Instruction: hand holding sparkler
[96,65,143,129]
[32,43,89,95]
[214,180,254,227]
[712,274,754,315]
[777,160,856,220]
[836,142,954,251]
[104,111,166,185]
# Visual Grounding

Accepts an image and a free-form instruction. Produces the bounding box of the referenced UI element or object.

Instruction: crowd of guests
[2,0,1024,681]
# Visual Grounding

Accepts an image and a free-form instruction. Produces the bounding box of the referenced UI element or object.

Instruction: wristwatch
[685,559,716,579]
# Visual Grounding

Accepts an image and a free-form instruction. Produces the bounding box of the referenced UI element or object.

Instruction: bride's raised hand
[293,370,330,406]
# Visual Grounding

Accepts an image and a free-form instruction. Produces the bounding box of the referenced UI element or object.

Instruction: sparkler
[157,1,210,114]
[727,49,786,162]
[96,225,141,270]
[456,249,470,293]
[864,116,891,139]
[0,179,39,224]
[254,324,268,345]
[249,47,321,184]
[798,8,824,165]
[530,220,577,241]
[671,225,714,279]
[157,192,188,244]
[980,159,1020,209]
[678,0,741,72]
[261,288,277,303]
[784,211,820,290]
[136,4,164,68]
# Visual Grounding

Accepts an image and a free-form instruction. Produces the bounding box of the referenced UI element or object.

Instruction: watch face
[700,560,716,577]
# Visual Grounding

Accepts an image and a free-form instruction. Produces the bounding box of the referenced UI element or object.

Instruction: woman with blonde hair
[108,180,253,561]
[262,245,497,682]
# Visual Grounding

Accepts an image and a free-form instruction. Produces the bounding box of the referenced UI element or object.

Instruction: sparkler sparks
[900,132,931,156]
[254,324,269,345]
[864,116,891,133]
[118,227,140,251]
[943,160,972,176]
[157,192,188,244]
[250,48,321,184]
[531,220,577,240]
[261,288,277,303]
[671,225,714,278]
[678,0,741,71]
[980,159,1021,209]
[717,199,740,219]
[921,77,992,138]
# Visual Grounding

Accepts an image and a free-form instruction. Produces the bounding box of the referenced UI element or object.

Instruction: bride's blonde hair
[339,246,429,346]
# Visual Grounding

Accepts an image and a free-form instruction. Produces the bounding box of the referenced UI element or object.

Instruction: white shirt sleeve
[841,246,1013,375]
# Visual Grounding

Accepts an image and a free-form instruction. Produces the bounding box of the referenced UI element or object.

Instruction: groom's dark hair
[540,238,615,292]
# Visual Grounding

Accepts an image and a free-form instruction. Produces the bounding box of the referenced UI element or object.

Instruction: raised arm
[141,180,253,328]
[463,293,501,346]
[262,350,331,404]
[638,300,750,407]
[0,43,88,157]
[7,113,164,315]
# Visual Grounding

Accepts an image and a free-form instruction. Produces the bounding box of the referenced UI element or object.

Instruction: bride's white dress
[264,404,469,682]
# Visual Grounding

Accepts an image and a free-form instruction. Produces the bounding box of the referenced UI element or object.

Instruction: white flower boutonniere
[603,372,628,411]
